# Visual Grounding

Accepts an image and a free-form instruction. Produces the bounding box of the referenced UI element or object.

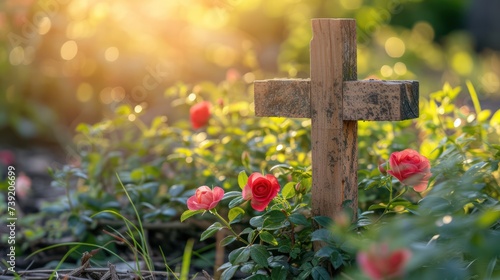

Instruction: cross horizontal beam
[254,79,419,121]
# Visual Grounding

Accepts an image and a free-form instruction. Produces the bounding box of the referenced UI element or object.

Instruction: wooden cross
[254,19,419,221]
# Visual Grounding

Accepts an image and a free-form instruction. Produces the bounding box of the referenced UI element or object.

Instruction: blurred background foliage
[1,0,500,275]
[1,0,499,145]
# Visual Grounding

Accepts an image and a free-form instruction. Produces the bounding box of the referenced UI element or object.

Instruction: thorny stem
[374,180,408,224]
[211,209,249,245]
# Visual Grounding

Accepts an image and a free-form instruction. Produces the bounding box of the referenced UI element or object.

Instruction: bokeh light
[60,40,78,61]
[385,37,406,58]
[104,47,119,62]
[380,65,393,78]
[76,83,94,103]
[340,0,363,10]
[37,16,51,35]
[9,46,24,66]
[1,0,499,143]
[451,51,473,76]
[394,62,407,76]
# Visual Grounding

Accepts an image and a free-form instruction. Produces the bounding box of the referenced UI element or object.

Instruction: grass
[26,173,202,280]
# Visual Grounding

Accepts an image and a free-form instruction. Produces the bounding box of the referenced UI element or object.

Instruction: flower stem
[211,210,249,245]
[374,181,408,224]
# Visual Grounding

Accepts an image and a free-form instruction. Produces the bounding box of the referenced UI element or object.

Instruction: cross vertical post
[310,19,358,220]
[254,18,419,223]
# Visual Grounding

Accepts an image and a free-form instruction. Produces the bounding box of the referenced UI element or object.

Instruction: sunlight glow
[385,37,406,58]
[61,40,78,60]
[134,105,143,114]
[188,93,197,102]
[100,87,113,104]
[38,16,51,35]
[340,0,363,9]
[442,215,453,224]
[481,72,500,93]
[105,47,119,62]
[68,0,89,21]
[453,118,462,128]
[77,83,93,103]
[393,62,407,76]
[243,72,255,83]
[9,46,24,65]
[111,87,126,102]
[380,65,393,77]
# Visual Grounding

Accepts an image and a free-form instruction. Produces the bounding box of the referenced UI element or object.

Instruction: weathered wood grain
[254,79,310,118]
[310,19,356,221]
[253,18,420,230]
[254,79,419,121]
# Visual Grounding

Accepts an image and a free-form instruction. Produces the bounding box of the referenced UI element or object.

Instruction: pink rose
[190,101,211,129]
[187,186,224,211]
[387,149,431,192]
[357,243,411,280]
[15,172,31,199]
[242,172,280,211]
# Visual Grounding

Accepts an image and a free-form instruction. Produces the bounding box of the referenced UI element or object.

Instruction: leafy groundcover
[1,80,500,279]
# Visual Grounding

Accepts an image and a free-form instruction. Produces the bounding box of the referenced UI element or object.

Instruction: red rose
[190,101,211,129]
[357,243,411,280]
[242,172,280,211]
[387,149,431,192]
[187,186,224,211]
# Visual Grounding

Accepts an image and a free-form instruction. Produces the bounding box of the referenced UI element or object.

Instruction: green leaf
[313,216,333,228]
[250,215,264,228]
[200,222,223,241]
[282,182,296,199]
[247,229,256,244]
[229,207,245,223]
[229,247,250,264]
[311,267,330,280]
[240,227,253,236]
[223,191,242,200]
[180,210,204,222]
[311,229,332,243]
[314,246,335,258]
[220,265,239,280]
[238,170,249,190]
[250,244,270,268]
[245,275,268,280]
[115,104,131,115]
[490,109,500,126]
[220,236,237,247]
[270,265,288,280]
[75,123,91,134]
[368,203,388,211]
[263,218,288,230]
[477,208,500,228]
[168,184,185,197]
[229,196,246,208]
[264,210,287,224]
[477,110,491,122]
[289,213,310,226]
[330,250,344,269]
[269,163,292,172]
[259,231,278,246]
[278,245,291,253]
